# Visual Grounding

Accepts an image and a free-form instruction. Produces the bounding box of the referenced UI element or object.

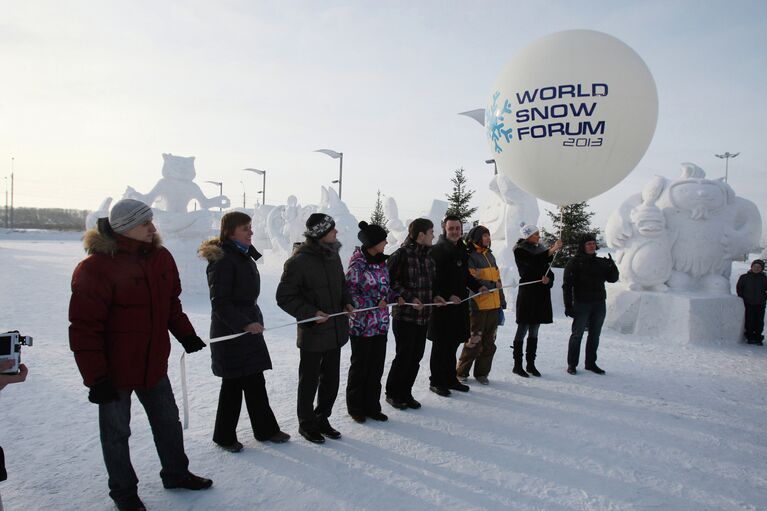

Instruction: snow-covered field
[1,230,766,511]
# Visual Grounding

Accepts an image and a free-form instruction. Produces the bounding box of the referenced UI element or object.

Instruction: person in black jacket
[512,224,562,377]
[562,233,619,375]
[199,212,289,453]
[276,214,354,444]
[427,215,485,396]
[736,259,767,345]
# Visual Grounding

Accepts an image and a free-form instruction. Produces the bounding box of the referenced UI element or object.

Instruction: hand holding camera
[0,331,33,376]
[0,360,28,390]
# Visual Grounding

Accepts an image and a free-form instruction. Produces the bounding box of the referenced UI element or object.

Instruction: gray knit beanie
[109,199,153,234]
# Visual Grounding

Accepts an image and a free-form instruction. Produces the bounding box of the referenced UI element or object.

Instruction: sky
[1,0,765,230]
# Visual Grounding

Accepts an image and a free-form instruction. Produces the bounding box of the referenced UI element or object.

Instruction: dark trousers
[457,310,499,378]
[385,320,427,401]
[213,372,280,445]
[297,347,341,430]
[346,334,388,415]
[744,303,766,341]
[513,323,540,365]
[429,337,462,388]
[98,376,189,503]
[567,301,606,368]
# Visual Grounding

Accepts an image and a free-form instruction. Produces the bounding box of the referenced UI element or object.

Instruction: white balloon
[487,30,658,205]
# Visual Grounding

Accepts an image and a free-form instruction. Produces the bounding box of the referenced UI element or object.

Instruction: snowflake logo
[486,91,513,153]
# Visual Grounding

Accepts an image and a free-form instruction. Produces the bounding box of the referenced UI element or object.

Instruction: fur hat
[304,213,335,239]
[519,223,539,239]
[109,199,153,234]
[357,221,387,249]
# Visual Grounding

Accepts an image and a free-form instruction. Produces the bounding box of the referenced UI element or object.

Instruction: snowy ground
[1,230,766,511]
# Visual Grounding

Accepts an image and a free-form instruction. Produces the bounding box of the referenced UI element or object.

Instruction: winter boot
[525,336,540,376]
[512,364,529,378]
[526,362,541,377]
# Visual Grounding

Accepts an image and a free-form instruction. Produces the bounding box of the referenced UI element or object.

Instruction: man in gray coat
[276,213,354,443]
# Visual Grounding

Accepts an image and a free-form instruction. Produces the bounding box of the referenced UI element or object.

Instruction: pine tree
[540,202,600,267]
[369,190,389,231]
[445,167,477,224]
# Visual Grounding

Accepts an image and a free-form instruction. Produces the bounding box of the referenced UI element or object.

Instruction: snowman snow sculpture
[606,163,762,294]
[612,176,676,291]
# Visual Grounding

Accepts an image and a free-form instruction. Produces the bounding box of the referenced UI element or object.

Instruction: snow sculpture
[422,199,449,228]
[266,195,317,253]
[318,186,358,256]
[606,163,762,294]
[85,197,112,231]
[479,173,540,243]
[250,203,275,250]
[123,153,230,238]
[610,176,676,291]
[479,173,540,287]
[384,197,408,247]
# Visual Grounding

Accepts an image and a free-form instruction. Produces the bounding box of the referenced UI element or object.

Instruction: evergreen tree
[540,202,600,267]
[369,190,389,231]
[445,167,477,223]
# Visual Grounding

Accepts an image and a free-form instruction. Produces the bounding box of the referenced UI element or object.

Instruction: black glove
[88,378,119,404]
[180,334,206,354]
[564,306,575,318]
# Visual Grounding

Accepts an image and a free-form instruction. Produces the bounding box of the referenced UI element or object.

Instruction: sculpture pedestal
[606,287,745,344]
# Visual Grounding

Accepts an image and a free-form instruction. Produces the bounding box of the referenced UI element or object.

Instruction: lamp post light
[715,152,739,183]
[314,149,343,199]
[205,180,223,212]
[485,159,497,175]
[243,168,266,206]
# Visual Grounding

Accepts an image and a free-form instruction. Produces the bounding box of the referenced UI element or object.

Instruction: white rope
[180,282,543,429]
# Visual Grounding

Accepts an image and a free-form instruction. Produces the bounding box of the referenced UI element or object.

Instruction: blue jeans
[98,375,189,502]
[567,301,606,368]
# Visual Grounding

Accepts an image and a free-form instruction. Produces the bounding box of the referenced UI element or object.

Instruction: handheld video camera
[0,331,33,375]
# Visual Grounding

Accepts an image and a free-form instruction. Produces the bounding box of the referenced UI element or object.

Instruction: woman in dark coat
[198,211,288,452]
[512,224,562,377]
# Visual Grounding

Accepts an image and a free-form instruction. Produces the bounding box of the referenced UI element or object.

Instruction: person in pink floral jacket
[345,221,403,423]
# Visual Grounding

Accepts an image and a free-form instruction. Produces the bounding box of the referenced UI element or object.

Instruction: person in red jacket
[69,199,212,511]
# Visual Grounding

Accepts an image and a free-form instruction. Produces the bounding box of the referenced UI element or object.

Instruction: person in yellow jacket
[456,225,506,385]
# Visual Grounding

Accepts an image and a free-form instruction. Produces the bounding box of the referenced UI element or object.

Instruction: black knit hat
[753,259,765,270]
[357,221,387,249]
[467,225,490,245]
[304,213,335,239]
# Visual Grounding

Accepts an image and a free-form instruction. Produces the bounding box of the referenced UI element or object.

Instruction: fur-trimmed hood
[82,226,163,255]
[198,238,262,262]
[198,238,225,262]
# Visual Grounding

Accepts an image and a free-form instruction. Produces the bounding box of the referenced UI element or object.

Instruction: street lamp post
[10,157,14,230]
[243,168,266,206]
[485,159,498,175]
[205,180,223,212]
[314,149,343,199]
[715,152,740,183]
[4,176,8,228]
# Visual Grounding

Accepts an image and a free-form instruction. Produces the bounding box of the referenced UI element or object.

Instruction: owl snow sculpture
[606,163,762,293]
